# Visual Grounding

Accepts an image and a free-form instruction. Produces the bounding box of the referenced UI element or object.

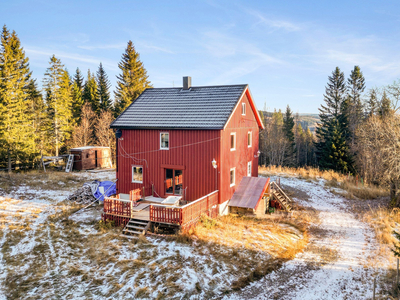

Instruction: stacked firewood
[67,185,96,204]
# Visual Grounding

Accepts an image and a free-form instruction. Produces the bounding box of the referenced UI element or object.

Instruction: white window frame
[132,165,143,183]
[247,161,252,177]
[230,132,236,151]
[160,132,169,150]
[230,167,236,187]
[242,103,246,115]
[247,131,252,147]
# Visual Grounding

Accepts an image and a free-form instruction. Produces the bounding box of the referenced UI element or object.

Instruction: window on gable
[132,166,143,183]
[160,132,169,150]
[248,131,252,147]
[230,168,235,187]
[242,103,246,115]
[230,132,236,151]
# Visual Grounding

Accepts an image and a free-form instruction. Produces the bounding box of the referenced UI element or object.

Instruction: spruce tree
[27,79,47,156]
[114,41,152,117]
[82,70,99,113]
[324,119,352,173]
[316,67,353,172]
[43,55,73,156]
[96,63,112,111]
[347,66,365,146]
[366,88,378,117]
[74,67,84,91]
[71,68,84,124]
[283,105,295,165]
[0,26,36,171]
[379,90,392,117]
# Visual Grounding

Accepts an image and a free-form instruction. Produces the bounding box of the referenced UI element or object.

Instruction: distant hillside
[260,111,320,133]
[297,113,319,132]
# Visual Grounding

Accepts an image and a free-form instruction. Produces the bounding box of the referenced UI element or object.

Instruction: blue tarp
[93,181,116,201]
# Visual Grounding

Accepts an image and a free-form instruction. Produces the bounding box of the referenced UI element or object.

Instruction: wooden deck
[102,191,219,228]
[131,206,150,221]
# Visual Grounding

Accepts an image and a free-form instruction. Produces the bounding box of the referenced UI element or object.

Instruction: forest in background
[0,25,151,171]
[2,24,400,203]
[259,66,400,204]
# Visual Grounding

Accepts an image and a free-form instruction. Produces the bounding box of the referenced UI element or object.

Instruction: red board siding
[116,129,220,202]
[219,90,260,204]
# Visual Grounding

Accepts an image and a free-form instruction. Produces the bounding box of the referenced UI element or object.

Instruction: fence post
[397,258,399,291]
[142,186,145,201]
[373,277,376,300]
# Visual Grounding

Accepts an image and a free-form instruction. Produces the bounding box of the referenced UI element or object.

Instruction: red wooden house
[110,76,264,214]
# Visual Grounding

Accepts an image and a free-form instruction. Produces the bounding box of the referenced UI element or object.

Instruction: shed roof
[110,84,263,129]
[228,177,270,209]
[70,146,110,151]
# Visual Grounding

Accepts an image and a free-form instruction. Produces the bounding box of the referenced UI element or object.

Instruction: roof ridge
[145,84,248,90]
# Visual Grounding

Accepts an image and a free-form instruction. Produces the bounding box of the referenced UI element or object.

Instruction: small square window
[247,161,252,176]
[242,103,246,115]
[248,131,252,147]
[132,166,143,183]
[230,133,236,151]
[230,168,235,187]
[160,132,169,150]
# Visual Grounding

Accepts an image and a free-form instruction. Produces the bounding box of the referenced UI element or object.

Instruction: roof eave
[110,126,224,130]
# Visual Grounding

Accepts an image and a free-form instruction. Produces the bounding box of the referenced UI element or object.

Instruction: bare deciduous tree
[355,114,400,205]
[70,103,96,147]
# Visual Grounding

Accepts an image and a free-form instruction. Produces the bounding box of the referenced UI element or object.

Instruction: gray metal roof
[110,84,248,129]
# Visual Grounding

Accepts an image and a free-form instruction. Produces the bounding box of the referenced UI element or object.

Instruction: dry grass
[364,207,400,248]
[181,213,311,260]
[259,165,346,182]
[0,170,88,193]
[260,165,389,200]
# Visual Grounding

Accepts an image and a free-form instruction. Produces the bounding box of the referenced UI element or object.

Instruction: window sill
[230,148,236,151]
[132,181,143,184]
[160,148,169,150]
[230,183,235,187]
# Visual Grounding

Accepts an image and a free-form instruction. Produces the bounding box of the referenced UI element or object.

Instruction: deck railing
[149,190,219,227]
[103,197,131,217]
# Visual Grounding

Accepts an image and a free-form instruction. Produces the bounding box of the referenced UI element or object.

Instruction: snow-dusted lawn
[225,175,390,300]
[0,171,303,299]
[0,170,390,299]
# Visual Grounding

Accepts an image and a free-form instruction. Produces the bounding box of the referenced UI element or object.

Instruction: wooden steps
[122,219,151,238]
[271,181,293,212]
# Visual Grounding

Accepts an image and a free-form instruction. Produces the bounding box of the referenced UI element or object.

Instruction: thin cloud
[246,9,302,32]
[78,43,126,50]
[25,47,119,72]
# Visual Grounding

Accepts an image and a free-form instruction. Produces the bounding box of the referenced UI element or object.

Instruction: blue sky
[2,0,400,113]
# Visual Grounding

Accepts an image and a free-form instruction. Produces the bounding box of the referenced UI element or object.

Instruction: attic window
[160,132,169,150]
[248,131,252,147]
[242,103,246,115]
[230,133,236,151]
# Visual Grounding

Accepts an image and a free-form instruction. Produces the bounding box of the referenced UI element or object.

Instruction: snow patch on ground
[225,176,389,300]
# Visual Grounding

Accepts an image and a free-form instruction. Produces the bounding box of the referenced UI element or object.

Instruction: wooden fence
[103,197,131,217]
[149,190,219,227]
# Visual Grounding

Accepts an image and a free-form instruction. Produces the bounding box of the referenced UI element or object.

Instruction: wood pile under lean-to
[67,185,96,204]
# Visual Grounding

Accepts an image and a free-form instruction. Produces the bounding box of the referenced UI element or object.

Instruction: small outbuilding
[69,146,112,171]
[228,176,270,216]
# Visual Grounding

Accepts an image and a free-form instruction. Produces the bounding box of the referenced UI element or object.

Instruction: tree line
[259,65,400,203]
[0,25,151,171]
